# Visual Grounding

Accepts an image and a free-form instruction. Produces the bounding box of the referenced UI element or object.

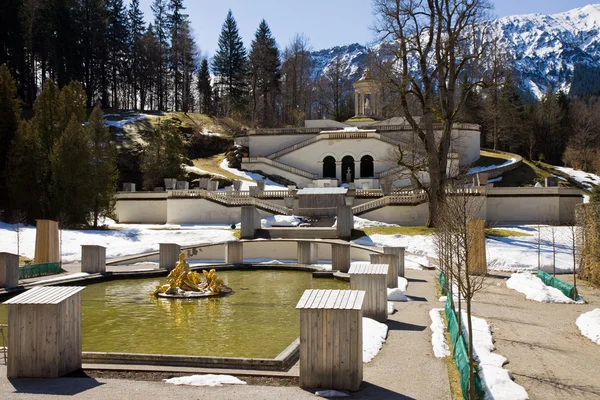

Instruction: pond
[0,270,348,359]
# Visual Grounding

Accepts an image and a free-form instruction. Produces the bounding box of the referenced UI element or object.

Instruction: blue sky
[137,0,594,57]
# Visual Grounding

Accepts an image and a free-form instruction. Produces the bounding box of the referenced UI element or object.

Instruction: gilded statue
[152,253,229,297]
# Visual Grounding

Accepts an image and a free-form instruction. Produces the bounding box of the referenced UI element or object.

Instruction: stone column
[0,252,19,289]
[297,241,318,265]
[383,246,405,277]
[370,253,398,288]
[159,243,181,270]
[335,161,343,183]
[354,160,362,179]
[225,241,243,264]
[355,92,359,116]
[241,206,260,239]
[332,243,351,273]
[81,245,106,274]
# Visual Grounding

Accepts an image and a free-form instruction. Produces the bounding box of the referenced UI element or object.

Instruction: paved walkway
[471,273,600,400]
[0,269,450,399]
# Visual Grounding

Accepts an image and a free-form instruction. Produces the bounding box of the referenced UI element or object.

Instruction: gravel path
[471,273,600,400]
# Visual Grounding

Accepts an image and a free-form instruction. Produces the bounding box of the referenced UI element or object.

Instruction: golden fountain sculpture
[152,253,232,298]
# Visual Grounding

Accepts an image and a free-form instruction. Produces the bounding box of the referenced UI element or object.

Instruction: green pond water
[0,270,348,358]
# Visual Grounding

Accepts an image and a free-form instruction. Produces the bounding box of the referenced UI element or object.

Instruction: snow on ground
[219,159,285,190]
[0,222,237,263]
[183,164,225,178]
[315,390,349,397]
[387,277,409,301]
[506,273,582,303]
[555,166,600,189]
[576,309,600,345]
[363,317,388,363]
[200,128,222,137]
[468,158,517,175]
[103,113,156,129]
[163,374,246,387]
[429,309,450,358]
[352,225,580,273]
[352,216,398,229]
[261,215,303,228]
[387,301,395,314]
[461,311,529,400]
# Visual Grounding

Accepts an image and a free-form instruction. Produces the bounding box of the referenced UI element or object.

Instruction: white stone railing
[352,192,429,214]
[168,189,291,215]
[243,157,318,179]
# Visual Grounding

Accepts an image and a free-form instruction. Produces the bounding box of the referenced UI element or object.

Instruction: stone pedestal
[34,220,60,264]
[207,180,219,191]
[81,245,106,274]
[159,243,181,270]
[241,206,261,239]
[383,246,405,277]
[0,253,19,289]
[370,253,399,288]
[336,206,354,239]
[332,243,351,273]
[225,241,243,264]
[297,242,318,265]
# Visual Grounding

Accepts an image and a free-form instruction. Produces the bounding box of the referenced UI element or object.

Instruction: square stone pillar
[297,241,318,265]
[468,220,487,275]
[0,253,19,289]
[81,245,106,274]
[159,243,181,270]
[336,161,343,183]
[370,253,398,288]
[34,220,60,264]
[383,246,405,277]
[241,206,261,239]
[336,206,354,239]
[332,243,351,273]
[225,241,243,264]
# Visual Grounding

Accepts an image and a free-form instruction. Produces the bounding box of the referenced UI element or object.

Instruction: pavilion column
[355,92,359,115]
[354,160,361,179]
[336,161,342,183]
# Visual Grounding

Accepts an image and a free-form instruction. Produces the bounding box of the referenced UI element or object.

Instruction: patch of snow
[429,309,450,358]
[461,312,529,400]
[363,317,388,363]
[183,165,225,178]
[576,309,600,345]
[387,288,410,301]
[218,159,285,190]
[555,166,600,189]
[468,158,517,175]
[261,215,303,228]
[315,390,349,398]
[200,128,222,137]
[387,301,395,314]
[163,374,246,387]
[353,216,398,229]
[438,296,447,302]
[506,272,582,303]
[103,113,155,129]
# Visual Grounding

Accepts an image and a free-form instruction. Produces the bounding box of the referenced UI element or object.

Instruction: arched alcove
[360,155,374,178]
[322,156,336,178]
[342,156,355,182]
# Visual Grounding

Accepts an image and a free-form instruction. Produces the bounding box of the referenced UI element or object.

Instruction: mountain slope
[310,4,600,100]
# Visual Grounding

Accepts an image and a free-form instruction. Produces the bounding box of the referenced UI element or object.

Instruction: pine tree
[106,0,129,109]
[151,0,170,110]
[138,25,161,110]
[141,119,184,189]
[6,120,43,219]
[87,106,118,227]
[249,20,281,126]
[80,0,108,108]
[0,65,21,185]
[128,0,146,109]
[180,21,197,113]
[168,0,188,111]
[51,115,92,223]
[212,10,248,117]
[197,59,212,114]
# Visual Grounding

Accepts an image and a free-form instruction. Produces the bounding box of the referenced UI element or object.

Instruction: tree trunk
[466,299,477,400]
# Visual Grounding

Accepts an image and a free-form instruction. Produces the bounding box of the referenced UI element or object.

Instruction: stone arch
[360,155,374,178]
[322,156,336,179]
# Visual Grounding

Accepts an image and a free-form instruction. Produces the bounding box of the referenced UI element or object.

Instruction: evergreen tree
[496,72,525,153]
[87,106,118,227]
[168,0,188,111]
[106,0,129,109]
[141,119,184,189]
[128,0,146,109]
[138,25,161,110]
[151,0,170,110]
[80,0,108,108]
[180,21,197,113]
[249,20,281,126]
[6,120,43,219]
[51,115,92,224]
[0,65,21,185]
[197,58,212,114]
[212,10,248,117]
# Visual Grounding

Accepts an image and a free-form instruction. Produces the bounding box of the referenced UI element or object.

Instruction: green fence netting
[445,295,484,400]
[537,270,577,299]
[19,262,61,279]
[439,271,447,295]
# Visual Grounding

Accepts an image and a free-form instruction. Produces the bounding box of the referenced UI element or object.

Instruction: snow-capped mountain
[310,4,600,100]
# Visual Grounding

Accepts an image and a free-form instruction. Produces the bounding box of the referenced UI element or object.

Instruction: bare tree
[10,210,28,256]
[435,189,487,399]
[372,0,491,227]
